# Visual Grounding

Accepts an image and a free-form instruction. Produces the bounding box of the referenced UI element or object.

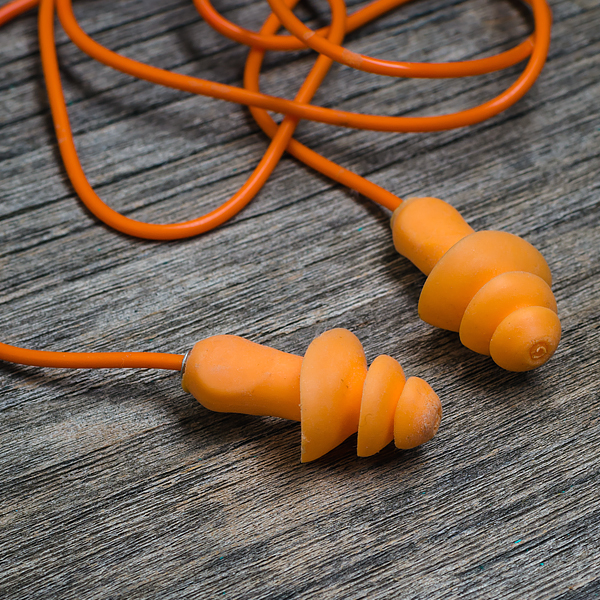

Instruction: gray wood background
[1,0,598,598]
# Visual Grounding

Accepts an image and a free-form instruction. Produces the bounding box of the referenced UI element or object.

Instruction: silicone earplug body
[391,197,561,371]
[182,329,442,462]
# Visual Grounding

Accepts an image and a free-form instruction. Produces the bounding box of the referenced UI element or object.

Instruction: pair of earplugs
[391,197,561,372]
[180,198,559,460]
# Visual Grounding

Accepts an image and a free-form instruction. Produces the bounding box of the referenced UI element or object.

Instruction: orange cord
[0,0,552,370]
[0,0,35,25]
[0,345,184,370]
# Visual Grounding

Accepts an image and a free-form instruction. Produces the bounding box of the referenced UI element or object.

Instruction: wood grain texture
[1,0,599,598]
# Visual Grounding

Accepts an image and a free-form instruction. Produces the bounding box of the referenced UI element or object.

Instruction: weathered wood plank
[1,0,599,598]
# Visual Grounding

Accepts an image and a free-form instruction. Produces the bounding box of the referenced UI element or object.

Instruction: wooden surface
[1,0,599,598]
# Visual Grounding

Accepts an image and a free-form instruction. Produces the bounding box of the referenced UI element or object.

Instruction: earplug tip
[489,306,561,372]
[394,377,442,450]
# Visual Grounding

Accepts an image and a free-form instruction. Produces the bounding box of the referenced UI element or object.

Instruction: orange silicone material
[420,231,552,332]
[391,197,560,371]
[182,335,303,420]
[489,306,562,372]
[391,197,475,275]
[460,271,557,356]
[357,355,406,457]
[394,377,443,450]
[182,329,441,461]
[300,329,368,462]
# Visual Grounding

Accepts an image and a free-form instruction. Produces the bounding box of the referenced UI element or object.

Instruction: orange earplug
[391,197,561,371]
[181,329,442,462]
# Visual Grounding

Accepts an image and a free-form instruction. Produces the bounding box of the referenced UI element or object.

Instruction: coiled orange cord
[0,0,552,370]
